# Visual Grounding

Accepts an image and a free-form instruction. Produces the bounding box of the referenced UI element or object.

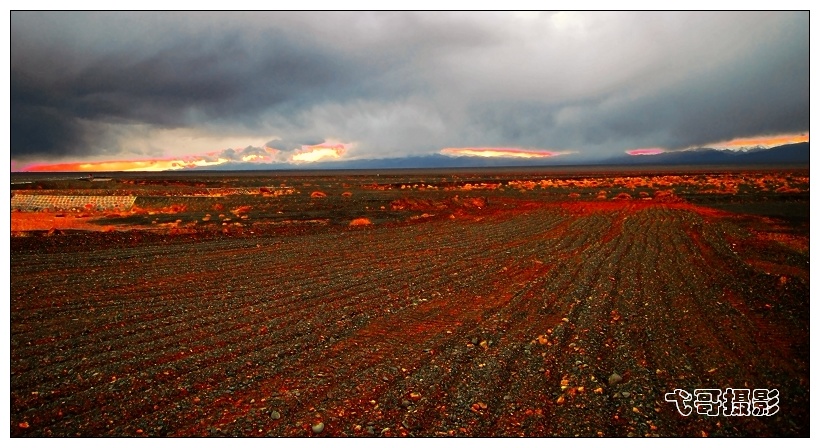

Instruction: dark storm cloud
[11,12,376,158]
[559,12,810,152]
[10,11,809,162]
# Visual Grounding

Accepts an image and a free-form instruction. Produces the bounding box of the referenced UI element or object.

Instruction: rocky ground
[10,168,809,437]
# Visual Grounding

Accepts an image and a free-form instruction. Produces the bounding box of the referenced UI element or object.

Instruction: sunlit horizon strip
[16,133,808,172]
[441,147,569,158]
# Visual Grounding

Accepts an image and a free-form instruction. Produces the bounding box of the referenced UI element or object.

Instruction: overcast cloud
[10,11,809,165]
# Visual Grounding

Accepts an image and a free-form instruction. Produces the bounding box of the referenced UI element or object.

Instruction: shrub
[349,218,373,226]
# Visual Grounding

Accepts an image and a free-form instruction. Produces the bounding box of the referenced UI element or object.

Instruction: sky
[9,11,810,171]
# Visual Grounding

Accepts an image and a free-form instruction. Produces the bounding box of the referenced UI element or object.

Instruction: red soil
[10,170,809,437]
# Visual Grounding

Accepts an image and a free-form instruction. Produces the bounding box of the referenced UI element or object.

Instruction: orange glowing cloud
[700,133,808,151]
[23,157,233,172]
[290,142,347,163]
[19,141,353,172]
[627,148,666,156]
[441,147,568,158]
[241,154,266,162]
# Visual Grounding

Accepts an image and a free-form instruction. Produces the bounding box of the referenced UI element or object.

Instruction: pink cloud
[441,147,570,158]
[626,148,665,156]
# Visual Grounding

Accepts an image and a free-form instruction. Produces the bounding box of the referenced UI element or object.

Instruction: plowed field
[10,168,809,437]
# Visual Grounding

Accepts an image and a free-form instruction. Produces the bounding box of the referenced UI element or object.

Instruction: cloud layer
[10,11,809,167]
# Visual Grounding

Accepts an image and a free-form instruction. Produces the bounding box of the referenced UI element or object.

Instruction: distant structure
[11,194,136,212]
[80,174,114,182]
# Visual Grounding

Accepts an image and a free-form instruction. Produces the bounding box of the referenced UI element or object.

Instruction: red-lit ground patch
[10,168,808,437]
[11,211,115,233]
[349,218,373,226]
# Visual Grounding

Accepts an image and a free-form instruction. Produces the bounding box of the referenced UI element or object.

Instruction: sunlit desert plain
[10,166,809,437]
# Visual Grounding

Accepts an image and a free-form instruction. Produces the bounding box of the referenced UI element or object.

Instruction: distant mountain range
[188,142,808,170]
[599,142,809,166]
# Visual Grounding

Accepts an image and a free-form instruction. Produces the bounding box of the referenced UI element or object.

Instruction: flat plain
[10,166,809,437]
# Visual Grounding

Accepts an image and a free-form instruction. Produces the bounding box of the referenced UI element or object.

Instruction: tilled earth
[10,170,809,437]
